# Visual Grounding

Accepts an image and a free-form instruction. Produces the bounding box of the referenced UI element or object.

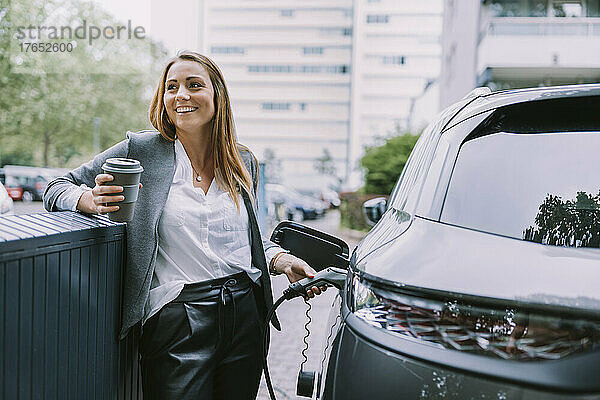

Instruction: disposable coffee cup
[101,158,144,222]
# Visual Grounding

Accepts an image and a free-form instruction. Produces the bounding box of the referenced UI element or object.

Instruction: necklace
[190,164,203,182]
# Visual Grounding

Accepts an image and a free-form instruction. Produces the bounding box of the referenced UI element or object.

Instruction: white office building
[441,0,600,108]
[200,0,443,190]
[349,0,443,187]
[200,1,353,191]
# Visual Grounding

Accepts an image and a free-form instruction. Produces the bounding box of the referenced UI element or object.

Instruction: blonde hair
[149,50,254,208]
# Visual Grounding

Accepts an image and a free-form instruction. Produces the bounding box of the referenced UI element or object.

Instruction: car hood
[355,216,600,312]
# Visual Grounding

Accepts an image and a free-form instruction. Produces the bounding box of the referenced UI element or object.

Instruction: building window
[366,14,389,23]
[486,0,548,17]
[303,47,324,55]
[262,103,291,111]
[249,65,289,73]
[552,0,583,17]
[299,103,307,111]
[281,9,294,17]
[383,55,405,65]
[211,46,245,54]
[248,65,350,74]
[319,27,352,37]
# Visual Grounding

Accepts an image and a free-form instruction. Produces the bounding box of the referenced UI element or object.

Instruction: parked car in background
[0,182,14,215]
[320,189,340,209]
[0,165,63,202]
[265,183,290,222]
[299,190,328,216]
[265,183,324,222]
[277,84,600,399]
[0,170,23,201]
[286,189,324,221]
[19,175,48,202]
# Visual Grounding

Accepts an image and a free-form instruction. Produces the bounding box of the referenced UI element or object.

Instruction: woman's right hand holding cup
[77,174,124,215]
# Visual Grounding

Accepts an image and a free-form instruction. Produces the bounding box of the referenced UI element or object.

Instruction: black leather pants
[140,272,263,400]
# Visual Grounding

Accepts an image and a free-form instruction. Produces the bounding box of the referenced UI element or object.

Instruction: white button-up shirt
[143,139,277,324]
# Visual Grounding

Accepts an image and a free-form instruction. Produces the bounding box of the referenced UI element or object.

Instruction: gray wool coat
[43,130,281,339]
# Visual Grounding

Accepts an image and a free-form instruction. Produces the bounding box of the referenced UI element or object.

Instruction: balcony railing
[483,17,600,38]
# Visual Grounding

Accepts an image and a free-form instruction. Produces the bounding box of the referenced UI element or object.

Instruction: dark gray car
[279,84,600,399]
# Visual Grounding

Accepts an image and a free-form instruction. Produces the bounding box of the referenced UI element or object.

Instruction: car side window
[389,117,446,215]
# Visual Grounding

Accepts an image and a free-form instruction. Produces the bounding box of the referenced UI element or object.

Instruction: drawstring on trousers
[169,272,249,352]
[215,278,238,350]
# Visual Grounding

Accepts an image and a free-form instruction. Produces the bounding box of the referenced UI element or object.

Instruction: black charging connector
[262,267,349,400]
[283,267,347,300]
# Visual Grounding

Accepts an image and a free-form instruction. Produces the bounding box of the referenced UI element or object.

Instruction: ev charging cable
[262,267,348,400]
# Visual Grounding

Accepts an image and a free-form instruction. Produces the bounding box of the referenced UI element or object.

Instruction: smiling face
[163,60,215,137]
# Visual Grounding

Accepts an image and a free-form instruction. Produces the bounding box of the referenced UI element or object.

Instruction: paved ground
[13,200,45,215]
[13,202,366,400]
[256,212,364,400]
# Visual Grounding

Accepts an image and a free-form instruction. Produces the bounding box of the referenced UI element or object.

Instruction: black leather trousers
[140,272,263,400]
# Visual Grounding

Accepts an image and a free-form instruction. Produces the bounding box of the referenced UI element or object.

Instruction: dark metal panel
[120,326,143,400]
[118,325,143,400]
[106,241,118,400]
[134,330,142,398]
[0,212,139,399]
[45,251,59,399]
[4,260,19,400]
[78,245,90,398]
[0,218,35,236]
[1,215,50,236]
[5,214,55,235]
[97,241,108,400]
[18,214,63,234]
[70,212,116,228]
[67,248,81,400]
[0,212,123,243]
[18,256,34,400]
[32,254,46,400]
[35,213,87,231]
[119,329,131,400]
[87,242,99,398]
[0,260,4,397]
[57,250,70,398]
[0,223,34,240]
[58,213,101,230]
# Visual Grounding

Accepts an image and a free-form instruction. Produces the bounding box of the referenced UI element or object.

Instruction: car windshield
[441,131,600,248]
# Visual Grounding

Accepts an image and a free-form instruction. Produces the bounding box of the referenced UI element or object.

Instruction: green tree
[0,0,167,168]
[314,148,341,188]
[360,133,419,194]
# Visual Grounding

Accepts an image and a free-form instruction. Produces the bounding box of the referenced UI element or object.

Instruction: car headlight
[350,275,600,361]
[350,275,384,320]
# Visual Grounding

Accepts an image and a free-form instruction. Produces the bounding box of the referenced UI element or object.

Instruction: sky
[92,0,199,54]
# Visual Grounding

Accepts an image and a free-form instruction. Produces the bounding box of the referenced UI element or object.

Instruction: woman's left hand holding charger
[271,253,328,298]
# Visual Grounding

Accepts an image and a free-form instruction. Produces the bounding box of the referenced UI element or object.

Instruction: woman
[43,50,324,399]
